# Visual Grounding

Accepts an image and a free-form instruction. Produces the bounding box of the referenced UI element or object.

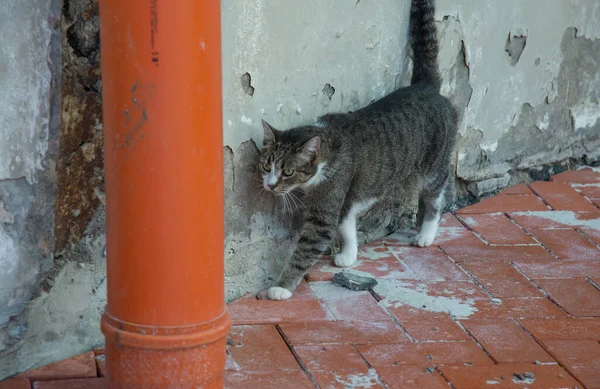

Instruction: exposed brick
[457,195,548,214]
[531,228,600,261]
[510,210,600,230]
[227,325,300,371]
[521,318,600,340]
[386,307,470,341]
[577,185,600,200]
[33,378,107,389]
[357,342,492,367]
[228,298,334,325]
[18,352,96,381]
[459,213,536,245]
[498,183,534,195]
[376,366,449,389]
[467,298,567,320]
[551,168,600,184]
[0,379,31,389]
[305,255,414,282]
[442,244,554,263]
[294,344,368,373]
[309,369,384,389]
[529,181,599,213]
[514,259,600,279]
[461,262,541,298]
[223,371,314,389]
[310,282,391,322]
[278,320,409,346]
[536,279,600,317]
[461,319,553,363]
[543,340,600,389]
[580,227,600,245]
[440,364,579,388]
[389,247,468,282]
[95,354,106,377]
[385,213,482,246]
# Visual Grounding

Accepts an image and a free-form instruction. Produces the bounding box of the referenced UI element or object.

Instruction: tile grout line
[512,318,588,389]
[437,246,496,301]
[586,277,600,293]
[453,214,490,245]
[352,345,391,389]
[369,289,417,344]
[574,227,600,250]
[508,263,573,317]
[453,321,498,365]
[505,213,564,261]
[275,324,321,389]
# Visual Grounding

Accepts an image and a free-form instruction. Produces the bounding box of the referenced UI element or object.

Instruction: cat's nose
[267,184,276,190]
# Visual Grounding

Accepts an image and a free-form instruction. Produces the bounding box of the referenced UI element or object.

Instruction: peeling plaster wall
[0,0,61,361]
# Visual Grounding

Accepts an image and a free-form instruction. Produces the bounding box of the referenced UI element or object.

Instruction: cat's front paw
[413,233,435,247]
[267,286,292,300]
[334,252,357,267]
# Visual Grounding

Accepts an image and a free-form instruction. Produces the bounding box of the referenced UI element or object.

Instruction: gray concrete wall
[1,0,600,380]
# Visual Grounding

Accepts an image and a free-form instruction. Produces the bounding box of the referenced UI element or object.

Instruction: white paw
[413,233,435,247]
[334,252,357,267]
[267,287,292,300]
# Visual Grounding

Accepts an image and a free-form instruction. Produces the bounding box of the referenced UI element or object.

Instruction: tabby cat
[259,0,457,300]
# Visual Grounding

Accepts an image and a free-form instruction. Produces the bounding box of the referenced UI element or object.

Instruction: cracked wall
[1,0,600,379]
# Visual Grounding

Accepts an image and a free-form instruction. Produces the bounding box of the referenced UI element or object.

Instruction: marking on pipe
[150,0,160,66]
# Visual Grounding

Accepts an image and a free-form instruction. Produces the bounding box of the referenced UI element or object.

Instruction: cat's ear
[300,136,321,158]
[262,120,279,146]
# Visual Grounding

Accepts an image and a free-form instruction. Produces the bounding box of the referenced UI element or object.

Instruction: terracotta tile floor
[4,167,600,389]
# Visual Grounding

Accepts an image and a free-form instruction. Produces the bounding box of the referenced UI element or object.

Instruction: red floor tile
[521,318,600,340]
[461,319,554,363]
[386,306,470,341]
[542,339,600,389]
[442,244,554,263]
[95,354,106,377]
[531,228,600,260]
[377,366,449,389]
[310,283,390,321]
[423,281,489,301]
[514,259,600,279]
[385,213,482,246]
[223,371,314,389]
[529,181,599,213]
[294,344,368,373]
[278,320,409,345]
[309,369,384,389]
[457,195,548,214]
[0,379,31,389]
[467,298,567,320]
[577,185,600,200]
[510,210,600,230]
[389,246,469,282]
[551,167,600,184]
[580,227,600,245]
[461,262,541,298]
[357,342,492,367]
[305,255,414,282]
[228,298,334,325]
[459,213,536,245]
[498,183,534,195]
[17,352,96,382]
[439,364,579,389]
[33,378,107,389]
[227,325,300,371]
[536,279,600,317]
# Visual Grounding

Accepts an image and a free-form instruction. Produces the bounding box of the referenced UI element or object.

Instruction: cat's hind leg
[414,184,446,248]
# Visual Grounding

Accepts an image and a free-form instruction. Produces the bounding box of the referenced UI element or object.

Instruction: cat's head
[259,120,322,195]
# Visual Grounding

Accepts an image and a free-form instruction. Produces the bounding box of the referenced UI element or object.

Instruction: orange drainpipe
[98,0,229,388]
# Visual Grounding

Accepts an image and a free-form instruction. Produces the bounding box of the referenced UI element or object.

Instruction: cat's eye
[282,168,295,177]
[262,162,271,172]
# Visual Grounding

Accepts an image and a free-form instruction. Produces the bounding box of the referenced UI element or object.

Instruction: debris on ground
[332,271,378,291]
[512,371,535,384]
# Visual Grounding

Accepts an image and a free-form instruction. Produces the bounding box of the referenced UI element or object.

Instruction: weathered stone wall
[1,0,599,379]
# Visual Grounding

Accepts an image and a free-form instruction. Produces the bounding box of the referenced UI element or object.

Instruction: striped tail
[410,0,441,89]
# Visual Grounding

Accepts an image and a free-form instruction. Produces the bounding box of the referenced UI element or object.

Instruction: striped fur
[260,0,456,298]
